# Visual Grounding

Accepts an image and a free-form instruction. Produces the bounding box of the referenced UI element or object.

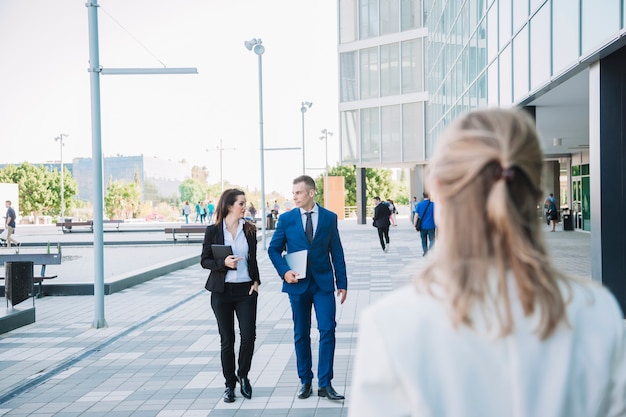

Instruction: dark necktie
[305,211,313,243]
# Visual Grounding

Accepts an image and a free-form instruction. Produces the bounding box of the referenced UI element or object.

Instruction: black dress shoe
[318,385,345,400]
[238,376,252,399]
[297,382,313,399]
[223,387,235,403]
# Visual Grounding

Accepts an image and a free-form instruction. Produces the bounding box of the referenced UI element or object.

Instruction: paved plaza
[0,218,591,416]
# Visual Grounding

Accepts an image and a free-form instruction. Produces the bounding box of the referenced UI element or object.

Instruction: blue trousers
[421,228,436,255]
[288,280,337,387]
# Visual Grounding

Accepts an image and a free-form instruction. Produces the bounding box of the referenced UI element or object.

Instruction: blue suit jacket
[268,205,347,295]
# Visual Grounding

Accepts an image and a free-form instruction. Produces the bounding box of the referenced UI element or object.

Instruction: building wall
[338,0,428,167]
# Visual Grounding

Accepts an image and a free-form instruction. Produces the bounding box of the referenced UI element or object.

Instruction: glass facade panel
[487,3,498,62]
[340,110,359,163]
[381,105,402,162]
[360,108,380,163]
[340,52,358,102]
[529,4,551,91]
[512,0,528,32]
[513,25,529,102]
[381,43,401,96]
[339,0,358,44]
[360,0,379,39]
[401,0,421,30]
[552,0,579,75]
[499,0,512,48]
[529,0,544,13]
[403,103,422,160]
[360,47,379,99]
[402,39,422,93]
[487,61,498,105]
[381,0,400,35]
[581,0,620,54]
[499,44,512,105]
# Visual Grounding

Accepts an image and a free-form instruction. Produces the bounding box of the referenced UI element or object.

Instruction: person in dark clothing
[372,196,392,252]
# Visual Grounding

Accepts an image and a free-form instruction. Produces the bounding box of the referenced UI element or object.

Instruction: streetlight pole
[320,129,333,208]
[54,134,69,219]
[245,38,267,250]
[300,101,312,174]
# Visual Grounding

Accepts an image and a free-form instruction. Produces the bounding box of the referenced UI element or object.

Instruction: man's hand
[283,270,299,284]
[337,289,347,304]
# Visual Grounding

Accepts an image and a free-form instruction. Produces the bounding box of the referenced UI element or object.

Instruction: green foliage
[0,163,78,217]
[179,179,207,204]
[104,179,141,219]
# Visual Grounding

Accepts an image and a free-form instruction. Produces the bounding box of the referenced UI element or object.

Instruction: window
[380,0,400,35]
[361,108,380,163]
[513,26,529,101]
[360,47,379,99]
[402,39,422,93]
[381,105,402,162]
[529,4,551,90]
[581,0,619,54]
[381,43,401,96]
[360,0,379,39]
[340,110,359,164]
[552,0,579,75]
[339,0,358,43]
[403,103,423,161]
[340,52,358,102]
[401,0,421,30]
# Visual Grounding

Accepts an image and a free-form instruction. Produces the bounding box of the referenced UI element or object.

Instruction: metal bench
[164,225,207,242]
[56,219,123,233]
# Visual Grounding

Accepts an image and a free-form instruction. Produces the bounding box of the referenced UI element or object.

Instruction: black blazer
[200,220,261,293]
[373,203,391,228]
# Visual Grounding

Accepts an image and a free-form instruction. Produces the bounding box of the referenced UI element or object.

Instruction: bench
[164,225,207,242]
[56,219,123,233]
[0,252,62,298]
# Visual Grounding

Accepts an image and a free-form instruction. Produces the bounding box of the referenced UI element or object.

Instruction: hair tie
[495,166,515,182]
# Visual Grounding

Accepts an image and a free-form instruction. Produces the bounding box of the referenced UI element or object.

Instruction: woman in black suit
[200,189,260,403]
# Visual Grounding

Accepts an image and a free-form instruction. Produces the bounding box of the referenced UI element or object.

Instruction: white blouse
[348,278,626,417]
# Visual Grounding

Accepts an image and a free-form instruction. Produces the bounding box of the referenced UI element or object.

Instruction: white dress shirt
[299,204,318,239]
[348,276,626,417]
[222,219,251,283]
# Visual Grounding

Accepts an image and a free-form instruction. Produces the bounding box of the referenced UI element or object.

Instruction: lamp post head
[320,129,333,140]
[301,101,312,113]
[244,38,264,56]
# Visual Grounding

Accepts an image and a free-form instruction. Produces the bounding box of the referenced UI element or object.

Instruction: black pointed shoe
[297,382,313,399]
[223,387,235,403]
[318,385,345,400]
[238,376,252,399]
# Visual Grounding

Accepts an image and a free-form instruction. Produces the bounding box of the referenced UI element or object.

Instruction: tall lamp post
[245,38,267,250]
[300,101,312,174]
[54,134,69,219]
[320,129,333,208]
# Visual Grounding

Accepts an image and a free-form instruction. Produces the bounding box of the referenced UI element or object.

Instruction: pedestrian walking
[372,196,391,252]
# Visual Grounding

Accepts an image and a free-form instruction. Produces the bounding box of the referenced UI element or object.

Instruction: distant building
[1,156,192,203]
[72,155,191,202]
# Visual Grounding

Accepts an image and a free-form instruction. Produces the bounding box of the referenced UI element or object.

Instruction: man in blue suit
[268,175,348,401]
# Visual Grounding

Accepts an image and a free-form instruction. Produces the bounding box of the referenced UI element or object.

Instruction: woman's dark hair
[214,188,257,236]
[214,189,246,225]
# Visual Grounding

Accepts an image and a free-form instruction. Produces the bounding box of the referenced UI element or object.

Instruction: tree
[104,178,141,219]
[179,178,207,205]
[0,163,78,218]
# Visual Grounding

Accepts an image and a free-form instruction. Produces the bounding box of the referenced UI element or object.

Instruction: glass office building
[338,0,626,311]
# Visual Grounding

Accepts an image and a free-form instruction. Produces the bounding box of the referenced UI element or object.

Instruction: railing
[343,205,410,218]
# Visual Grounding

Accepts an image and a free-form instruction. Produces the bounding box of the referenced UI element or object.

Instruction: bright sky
[0,0,339,197]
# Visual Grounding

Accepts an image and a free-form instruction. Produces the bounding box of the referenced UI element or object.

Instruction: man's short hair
[293,175,316,191]
[5,200,11,205]
[373,196,381,201]
[423,192,429,198]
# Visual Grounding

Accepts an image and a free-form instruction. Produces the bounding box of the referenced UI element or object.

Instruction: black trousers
[211,282,258,388]
[377,226,390,249]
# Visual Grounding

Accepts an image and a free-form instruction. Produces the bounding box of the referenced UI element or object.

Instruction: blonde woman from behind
[348,109,625,417]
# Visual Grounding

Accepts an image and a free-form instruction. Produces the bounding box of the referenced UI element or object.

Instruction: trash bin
[562,213,573,231]
[65,218,73,231]
[266,212,275,230]
[5,261,34,306]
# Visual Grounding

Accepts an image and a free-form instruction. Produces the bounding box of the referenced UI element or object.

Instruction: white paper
[284,250,308,280]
